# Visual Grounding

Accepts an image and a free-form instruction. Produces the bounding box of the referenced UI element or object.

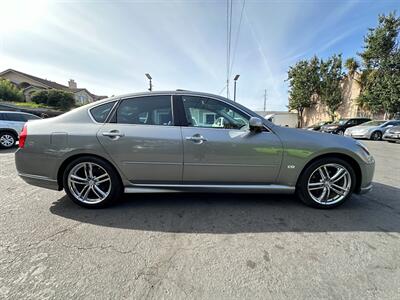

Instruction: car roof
[0,111,36,116]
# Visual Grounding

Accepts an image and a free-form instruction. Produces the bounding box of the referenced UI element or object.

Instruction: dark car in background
[305,121,332,131]
[320,118,371,135]
[383,125,400,143]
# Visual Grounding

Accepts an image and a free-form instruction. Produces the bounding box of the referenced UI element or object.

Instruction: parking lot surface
[1,141,399,299]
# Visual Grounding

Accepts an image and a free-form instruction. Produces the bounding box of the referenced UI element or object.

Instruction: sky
[0,0,399,111]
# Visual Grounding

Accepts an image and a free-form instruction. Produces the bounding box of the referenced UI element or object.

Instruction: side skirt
[124,184,295,194]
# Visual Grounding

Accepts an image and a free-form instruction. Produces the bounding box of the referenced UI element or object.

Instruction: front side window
[116,95,173,126]
[182,96,249,129]
[90,101,115,123]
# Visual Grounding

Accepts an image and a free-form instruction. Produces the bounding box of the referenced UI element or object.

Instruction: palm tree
[344,57,360,78]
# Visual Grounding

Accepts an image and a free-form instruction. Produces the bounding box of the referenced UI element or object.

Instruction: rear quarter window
[90,102,115,123]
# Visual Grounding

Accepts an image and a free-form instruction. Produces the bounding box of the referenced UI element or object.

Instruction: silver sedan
[344,120,400,140]
[15,91,375,209]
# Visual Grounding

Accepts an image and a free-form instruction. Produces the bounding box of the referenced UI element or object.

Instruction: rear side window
[116,96,173,126]
[90,102,115,123]
[25,114,40,120]
[6,113,26,122]
[0,113,5,120]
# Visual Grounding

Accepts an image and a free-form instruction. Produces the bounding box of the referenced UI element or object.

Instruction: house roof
[0,69,107,100]
[0,69,69,90]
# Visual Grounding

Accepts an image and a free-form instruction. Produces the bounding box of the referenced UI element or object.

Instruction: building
[300,73,385,127]
[255,111,298,128]
[0,69,107,105]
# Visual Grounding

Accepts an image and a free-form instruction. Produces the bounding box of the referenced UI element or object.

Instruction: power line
[230,0,246,75]
[226,0,233,99]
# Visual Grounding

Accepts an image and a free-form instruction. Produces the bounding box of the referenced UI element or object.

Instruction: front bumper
[359,183,373,194]
[383,133,400,142]
[344,132,371,139]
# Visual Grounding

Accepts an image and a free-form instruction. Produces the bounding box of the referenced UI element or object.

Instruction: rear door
[97,95,183,184]
[178,95,283,184]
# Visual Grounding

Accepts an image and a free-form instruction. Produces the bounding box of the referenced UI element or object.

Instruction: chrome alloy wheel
[67,162,111,204]
[0,134,15,147]
[307,163,351,205]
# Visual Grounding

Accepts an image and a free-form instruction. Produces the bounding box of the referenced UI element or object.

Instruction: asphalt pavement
[0,141,399,299]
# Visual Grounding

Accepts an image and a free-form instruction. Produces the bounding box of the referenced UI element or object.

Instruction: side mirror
[249,117,263,132]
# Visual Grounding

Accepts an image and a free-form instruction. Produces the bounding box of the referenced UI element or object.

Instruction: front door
[97,95,183,183]
[179,95,283,184]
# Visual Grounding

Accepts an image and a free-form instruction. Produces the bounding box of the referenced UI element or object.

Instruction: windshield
[332,119,348,125]
[360,120,386,126]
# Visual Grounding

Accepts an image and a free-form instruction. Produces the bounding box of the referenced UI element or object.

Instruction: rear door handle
[102,130,125,139]
[185,134,207,144]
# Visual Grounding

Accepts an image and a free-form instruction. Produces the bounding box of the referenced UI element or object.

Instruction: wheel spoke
[93,185,106,198]
[97,177,110,184]
[330,168,344,181]
[318,187,328,201]
[70,174,87,183]
[318,168,326,180]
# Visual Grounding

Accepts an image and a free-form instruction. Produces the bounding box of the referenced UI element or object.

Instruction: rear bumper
[18,173,60,191]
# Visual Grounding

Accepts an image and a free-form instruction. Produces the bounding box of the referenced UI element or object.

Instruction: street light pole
[233,74,240,102]
[145,73,152,91]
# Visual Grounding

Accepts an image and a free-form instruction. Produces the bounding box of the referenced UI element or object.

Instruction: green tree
[287,56,320,127]
[358,11,400,117]
[0,78,24,102]
[31,89,75,110]
[319,54,344,120]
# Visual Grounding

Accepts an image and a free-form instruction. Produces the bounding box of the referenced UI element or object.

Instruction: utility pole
[263,89,267,111]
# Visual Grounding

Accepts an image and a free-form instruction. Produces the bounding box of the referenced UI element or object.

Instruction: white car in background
[344,120,400,140]
[0,111,41,148]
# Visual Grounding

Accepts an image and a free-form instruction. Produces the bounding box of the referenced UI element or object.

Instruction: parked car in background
[344,120,400,140]
[0,111,41,148]
[305,121,332,131]
[15,91,375,209]
[320,117,371,135]
[383,125,400,143]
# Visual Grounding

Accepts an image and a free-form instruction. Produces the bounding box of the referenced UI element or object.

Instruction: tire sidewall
[297,157,356,209]
[0,132,17,148]
[63,156,122,208]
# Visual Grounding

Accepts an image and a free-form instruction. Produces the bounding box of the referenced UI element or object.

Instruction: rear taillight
[19,124,28,148]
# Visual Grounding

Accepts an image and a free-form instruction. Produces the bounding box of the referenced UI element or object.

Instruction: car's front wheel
[296,157,356,208]
[370,131,382,140]
[63,156,122,208]
[0,131,17,148]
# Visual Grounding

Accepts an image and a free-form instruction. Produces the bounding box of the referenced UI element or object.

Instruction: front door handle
[102,130,125,139]
[185,134,207,144]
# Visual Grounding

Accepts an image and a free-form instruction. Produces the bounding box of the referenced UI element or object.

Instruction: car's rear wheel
[296,157,356,209]
[370,131,382,140]
[63,156,122,208]
[0,131,17,148]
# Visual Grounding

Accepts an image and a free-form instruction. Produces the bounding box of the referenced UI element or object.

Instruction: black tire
[0,131,17,149]
[370,131,382,141]
[62,156,122,208]
[296,157,356,209]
